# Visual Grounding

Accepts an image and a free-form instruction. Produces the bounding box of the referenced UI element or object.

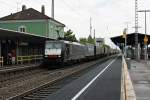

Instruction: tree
[79,35,95,45]
[64,29,77,42]
[87,35,95,44]
[79,38,87,45]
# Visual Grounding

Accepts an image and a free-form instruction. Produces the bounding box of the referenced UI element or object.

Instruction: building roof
[111,33,150,47]
[96,38,104,42]
[0,8,65,27]
[0,28,52,43]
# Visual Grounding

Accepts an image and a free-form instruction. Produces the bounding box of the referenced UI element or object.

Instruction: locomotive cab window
[46,42,62,49]
[54,43,61,49]
[46,44,53,49]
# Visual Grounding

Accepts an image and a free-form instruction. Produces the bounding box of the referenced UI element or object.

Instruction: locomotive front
[44,41,64,64]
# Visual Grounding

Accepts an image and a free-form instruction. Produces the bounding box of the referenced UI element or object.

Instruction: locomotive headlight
[58,55,61,57]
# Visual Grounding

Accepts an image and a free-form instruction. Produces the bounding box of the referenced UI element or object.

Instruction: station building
[111,33,150,59]
[95,38,104,47]
[0,5,65,66]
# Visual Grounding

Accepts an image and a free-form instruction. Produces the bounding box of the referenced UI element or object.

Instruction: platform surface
[129,60,150,100]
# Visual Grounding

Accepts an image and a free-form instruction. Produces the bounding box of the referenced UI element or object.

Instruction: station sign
[19,42,28,46]
[144,35,148,44]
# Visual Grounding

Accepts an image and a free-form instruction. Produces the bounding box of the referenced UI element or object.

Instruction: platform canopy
[111,33,150,47]
[0,28,51,43]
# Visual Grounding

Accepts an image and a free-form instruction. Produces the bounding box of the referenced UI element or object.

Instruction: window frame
[18,25,26,32]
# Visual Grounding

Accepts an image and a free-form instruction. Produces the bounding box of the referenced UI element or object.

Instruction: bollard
[126,58,131,69]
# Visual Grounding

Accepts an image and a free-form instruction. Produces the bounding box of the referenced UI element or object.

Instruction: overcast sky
[0,0,150,47]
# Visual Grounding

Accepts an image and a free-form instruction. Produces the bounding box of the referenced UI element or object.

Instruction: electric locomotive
[44,40,86,65]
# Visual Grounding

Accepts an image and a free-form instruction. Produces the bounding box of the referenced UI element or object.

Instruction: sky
[0,0,150,48]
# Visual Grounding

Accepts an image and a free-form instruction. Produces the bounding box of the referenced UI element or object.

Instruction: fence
[17,55,43,64]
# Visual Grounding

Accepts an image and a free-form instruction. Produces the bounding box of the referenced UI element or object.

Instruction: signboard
[122,28,127,38]
[144,35,148,44]
[19,42,28,46]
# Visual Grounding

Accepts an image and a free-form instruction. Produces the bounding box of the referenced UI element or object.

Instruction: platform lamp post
[138,10,150,60]
[123,28,127,58]
[124,22,130,58]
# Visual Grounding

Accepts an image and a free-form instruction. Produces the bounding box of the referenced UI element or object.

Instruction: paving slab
[129,60,150,100]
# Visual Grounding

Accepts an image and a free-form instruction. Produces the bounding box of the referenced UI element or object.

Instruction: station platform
[129,60,150,100]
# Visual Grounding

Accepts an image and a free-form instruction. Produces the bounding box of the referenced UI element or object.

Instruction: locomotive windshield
[45,42,62,56]
[54,43,61,49]
[46,42,62,49]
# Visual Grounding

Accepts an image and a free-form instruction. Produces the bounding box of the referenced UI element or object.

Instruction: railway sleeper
[24,95,47,99]
[33,91,53,94]
[41,87,60,92]
[40,88,59,92]
[23,96,42,100]
[30,93,50,96]
[24,94,46,98]
[31,91,53,94]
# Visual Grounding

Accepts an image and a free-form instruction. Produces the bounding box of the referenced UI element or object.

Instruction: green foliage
[79,35,95,45]
[79,38,87,45]
[64,29,77,42]
[87,35,95,44]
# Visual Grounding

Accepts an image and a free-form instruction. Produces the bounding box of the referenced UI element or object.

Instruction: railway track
[8,56,114,100]
[0,65,77,99]
[0,68,47,88]
[0,65,44,88]
[0,63,85,88]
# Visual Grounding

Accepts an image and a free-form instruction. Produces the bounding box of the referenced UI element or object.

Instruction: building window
[18,26,26,32]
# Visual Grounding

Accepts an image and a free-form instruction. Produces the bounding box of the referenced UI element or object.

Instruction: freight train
[43,40,118,66]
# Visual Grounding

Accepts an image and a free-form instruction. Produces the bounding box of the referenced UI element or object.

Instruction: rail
[0,57,3,67]
[121,55,136,100]
[17,55,43,64]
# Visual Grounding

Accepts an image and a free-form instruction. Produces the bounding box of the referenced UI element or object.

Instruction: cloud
[0,0,150,48]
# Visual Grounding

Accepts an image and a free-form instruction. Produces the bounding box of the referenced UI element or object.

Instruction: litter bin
[126,58,131,69]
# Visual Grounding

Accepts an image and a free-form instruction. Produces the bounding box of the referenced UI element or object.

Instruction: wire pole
[94,29,95,39]
[134,0,139,60]
[123,28,127,58]
[90,17,92,36]
[94,29,96,45]
[124,22,130,58]
[17,2,19,12]
[125,32,127,58]
[135,0,138,33]
[51,0,54,19]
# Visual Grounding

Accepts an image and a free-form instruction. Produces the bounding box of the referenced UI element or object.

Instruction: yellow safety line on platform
[122,55,136,100]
